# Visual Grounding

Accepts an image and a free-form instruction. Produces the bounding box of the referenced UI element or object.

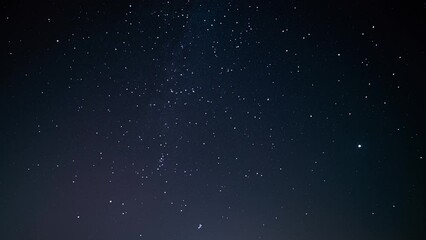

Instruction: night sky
[1,1,425,239]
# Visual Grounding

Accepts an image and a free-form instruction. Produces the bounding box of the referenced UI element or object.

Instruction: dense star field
[1,0,425,239]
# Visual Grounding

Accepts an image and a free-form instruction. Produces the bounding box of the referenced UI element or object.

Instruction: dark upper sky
[1,0,425,239]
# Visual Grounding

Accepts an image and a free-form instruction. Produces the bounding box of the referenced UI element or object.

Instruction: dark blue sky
[1,0,425,239]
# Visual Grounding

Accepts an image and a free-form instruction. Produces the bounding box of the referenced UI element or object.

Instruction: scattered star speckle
[1,1,424,239]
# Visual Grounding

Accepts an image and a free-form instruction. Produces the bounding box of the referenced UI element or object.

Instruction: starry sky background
[1,0,425,239]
